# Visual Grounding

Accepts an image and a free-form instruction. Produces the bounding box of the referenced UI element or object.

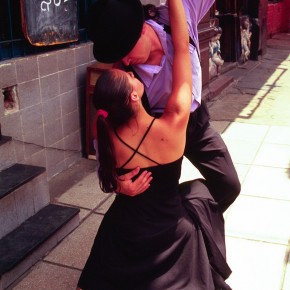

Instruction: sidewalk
[10,33,290,290]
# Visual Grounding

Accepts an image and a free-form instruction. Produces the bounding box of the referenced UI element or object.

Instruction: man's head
[88,0,145,63]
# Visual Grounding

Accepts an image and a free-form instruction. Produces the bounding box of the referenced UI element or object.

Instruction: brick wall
[0,43,95,180]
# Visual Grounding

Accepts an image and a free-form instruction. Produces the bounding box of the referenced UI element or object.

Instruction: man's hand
[117,167,152,196]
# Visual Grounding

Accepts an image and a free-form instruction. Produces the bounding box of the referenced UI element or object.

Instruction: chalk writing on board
[21,0,78,46]
[41,0,69,12]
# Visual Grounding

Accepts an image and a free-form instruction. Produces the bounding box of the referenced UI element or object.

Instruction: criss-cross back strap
[114,118,160,168]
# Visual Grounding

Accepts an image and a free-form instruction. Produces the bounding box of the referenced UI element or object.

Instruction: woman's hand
[117,167,152,196]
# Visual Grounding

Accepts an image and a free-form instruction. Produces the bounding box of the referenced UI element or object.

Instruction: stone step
[203,74,234,102]
[0,164,50,239]
[0,203,80,290]
[0,136,14,172]
[208,74,234,99]
[0,163,46,199]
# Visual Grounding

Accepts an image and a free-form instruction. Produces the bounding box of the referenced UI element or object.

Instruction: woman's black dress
[78,120,232,290]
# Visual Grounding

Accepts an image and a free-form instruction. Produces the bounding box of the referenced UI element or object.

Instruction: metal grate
[0,0,94,61]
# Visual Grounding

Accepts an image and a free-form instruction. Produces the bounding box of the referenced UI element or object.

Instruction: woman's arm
[162,0,192,128]
[114,0,192,197]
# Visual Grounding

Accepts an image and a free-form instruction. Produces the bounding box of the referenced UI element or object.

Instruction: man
[88,0,240,213]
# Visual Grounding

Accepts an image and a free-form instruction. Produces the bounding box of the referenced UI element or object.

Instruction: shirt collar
[132,20,169,88]
[133,57,165,88]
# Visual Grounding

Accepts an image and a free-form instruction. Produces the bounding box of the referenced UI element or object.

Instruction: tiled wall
[0,42,95,180]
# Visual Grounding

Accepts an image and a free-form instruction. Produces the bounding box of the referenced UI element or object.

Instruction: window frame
[0,0,94,61]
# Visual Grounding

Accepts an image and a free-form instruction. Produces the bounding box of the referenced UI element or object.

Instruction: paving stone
[225,237,287,290]
[225,195,290,245]
[44,212,103,270]
[11,262,81,290]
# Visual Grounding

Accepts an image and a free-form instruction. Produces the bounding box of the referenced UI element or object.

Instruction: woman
[77,0,231,289]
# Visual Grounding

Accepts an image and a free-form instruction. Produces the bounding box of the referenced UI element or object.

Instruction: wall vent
[2,85,19,115]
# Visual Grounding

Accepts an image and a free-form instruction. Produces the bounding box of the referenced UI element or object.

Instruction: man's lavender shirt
[133,0,215,114]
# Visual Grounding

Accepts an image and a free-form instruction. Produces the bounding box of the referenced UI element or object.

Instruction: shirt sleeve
[190,0,215,23]
[184,0,215,41]
[162,0,215,42]
[161,0,214,22]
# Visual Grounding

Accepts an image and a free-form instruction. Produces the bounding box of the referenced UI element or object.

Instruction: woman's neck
[119,108,152,137]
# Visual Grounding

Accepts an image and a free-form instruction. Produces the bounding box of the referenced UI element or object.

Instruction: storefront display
[209,26,224,78]
[213,0,267,62]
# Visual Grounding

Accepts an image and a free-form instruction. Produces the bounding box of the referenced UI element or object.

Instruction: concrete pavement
[9,33,290,290]
[205,33,290,290]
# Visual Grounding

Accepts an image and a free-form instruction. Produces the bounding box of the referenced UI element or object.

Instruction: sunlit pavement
[10,33,290,290]
[183,33,290,290]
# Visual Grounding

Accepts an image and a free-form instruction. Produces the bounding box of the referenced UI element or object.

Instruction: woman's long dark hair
[93,70,134,192]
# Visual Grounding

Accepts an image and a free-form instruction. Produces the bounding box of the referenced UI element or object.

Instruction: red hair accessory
[97,109,108,118]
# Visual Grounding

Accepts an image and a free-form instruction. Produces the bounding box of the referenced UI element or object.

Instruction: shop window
[0,0,94,61]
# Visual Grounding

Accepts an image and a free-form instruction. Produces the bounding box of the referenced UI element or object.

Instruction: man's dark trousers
[184,101,241,213]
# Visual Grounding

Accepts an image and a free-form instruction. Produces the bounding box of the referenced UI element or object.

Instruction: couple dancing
[77,0,240,289]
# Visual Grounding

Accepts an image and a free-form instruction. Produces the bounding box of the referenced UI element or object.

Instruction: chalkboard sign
[21,0,78,46]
